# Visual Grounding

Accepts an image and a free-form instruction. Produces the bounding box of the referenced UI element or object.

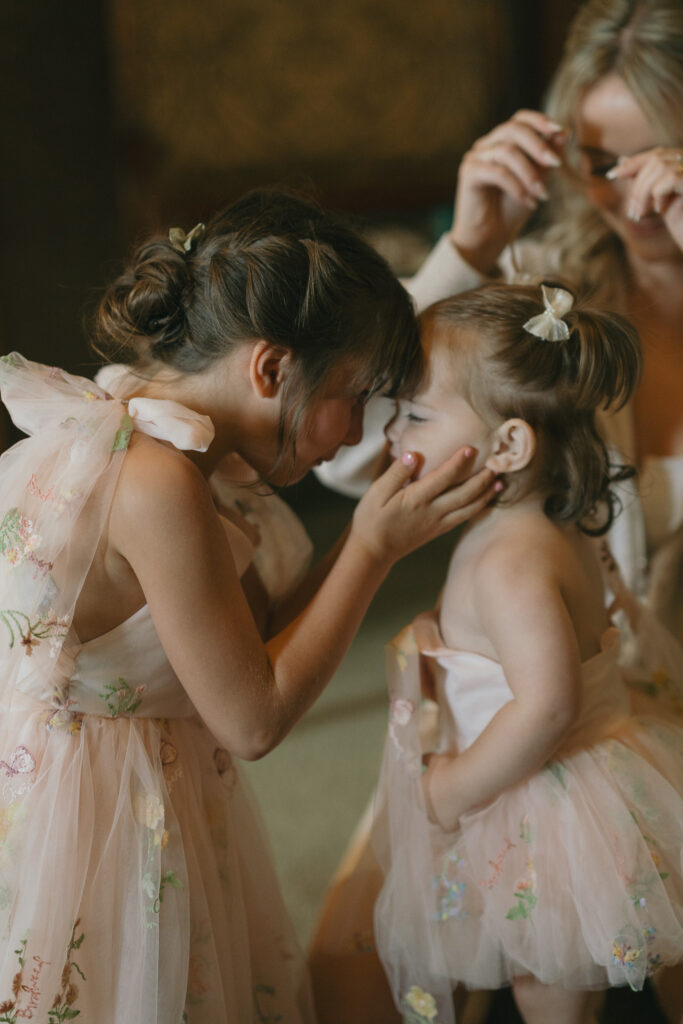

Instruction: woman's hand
[607,147,683,251]
[450,110,566,275]
[351,447,499,566]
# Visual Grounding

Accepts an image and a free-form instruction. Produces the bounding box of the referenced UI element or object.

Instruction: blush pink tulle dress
[373,605,683,1024]
[0,354,315,1024]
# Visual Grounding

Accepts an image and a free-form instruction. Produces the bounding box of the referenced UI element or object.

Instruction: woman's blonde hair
[540,0,683,304]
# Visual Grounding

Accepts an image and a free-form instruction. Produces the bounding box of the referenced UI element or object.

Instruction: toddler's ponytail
[561,305,642,414]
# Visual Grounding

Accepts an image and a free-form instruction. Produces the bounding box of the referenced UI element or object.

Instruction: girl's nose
[344,403,364,447]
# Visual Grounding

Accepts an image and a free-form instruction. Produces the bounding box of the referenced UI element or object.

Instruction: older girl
[0,189,495,1023]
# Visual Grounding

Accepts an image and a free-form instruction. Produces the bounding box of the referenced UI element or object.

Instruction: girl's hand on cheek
[607,147,683,249]
[350,447,498,565]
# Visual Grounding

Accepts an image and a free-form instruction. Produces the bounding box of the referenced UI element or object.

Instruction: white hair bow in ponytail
[523,284,574,341]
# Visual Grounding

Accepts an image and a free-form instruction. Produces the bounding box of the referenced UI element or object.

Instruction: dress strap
[127,397,214,453]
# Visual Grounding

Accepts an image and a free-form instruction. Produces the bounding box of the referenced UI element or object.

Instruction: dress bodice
[416,619,629,755]
[68,606,195,718]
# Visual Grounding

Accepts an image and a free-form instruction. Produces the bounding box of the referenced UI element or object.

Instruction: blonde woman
[319,0,683,628]
[311,2,683,1021]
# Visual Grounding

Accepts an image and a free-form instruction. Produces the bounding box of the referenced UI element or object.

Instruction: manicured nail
[401,451,416,467]
[494,480,504,492]
[542,152,562,168]
[627,199,641,222]
[463,447,474,458]
[605,166,619,180]
[532,181,549,200]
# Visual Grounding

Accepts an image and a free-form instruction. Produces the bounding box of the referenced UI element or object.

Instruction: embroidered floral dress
[0,355,315,1024]
[373,613,683,1024]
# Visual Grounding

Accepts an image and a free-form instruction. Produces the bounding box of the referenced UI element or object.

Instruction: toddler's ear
[485,419,535,474]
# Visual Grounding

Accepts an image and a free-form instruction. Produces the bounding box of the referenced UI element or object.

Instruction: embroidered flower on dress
[0,508,53,579]
[433,846,468,922]
[43,680,83,734]
[0,608,69,660]
[159,740,183,792]
[135,793,165,832]
[0,747,36,803]
[390,626,418,671]
[506,817,537,921]
[387,692,421,776]
[99,677,145,717]
[612,940,641,966]
[401,985,440,1022]
[390,695,416,727]
[26,475,78,517]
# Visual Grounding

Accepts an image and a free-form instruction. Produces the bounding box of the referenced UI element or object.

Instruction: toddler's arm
[424,542,582,831]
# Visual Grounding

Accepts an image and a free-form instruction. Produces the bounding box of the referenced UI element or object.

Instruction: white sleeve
[406,233,487,313]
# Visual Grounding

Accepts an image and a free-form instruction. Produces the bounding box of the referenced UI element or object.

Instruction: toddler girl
[374,283,683,1024]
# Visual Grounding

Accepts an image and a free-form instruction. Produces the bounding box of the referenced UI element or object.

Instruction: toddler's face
[385,327,493,478]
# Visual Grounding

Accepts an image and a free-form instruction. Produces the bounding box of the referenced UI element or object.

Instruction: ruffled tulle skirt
[375,715,683,1007]
[0,692,314,1023]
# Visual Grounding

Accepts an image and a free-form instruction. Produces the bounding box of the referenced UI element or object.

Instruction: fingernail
[627,199,641,222]
[532,181,549,200]
[494,480,504,492]
[605,166,619,180]
[401,451,416,467]
[542,153,562,168]
[547,120,564,133]
[463,447,474,458]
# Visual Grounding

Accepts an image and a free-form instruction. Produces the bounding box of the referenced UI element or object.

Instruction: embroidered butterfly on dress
[0,746,36,801]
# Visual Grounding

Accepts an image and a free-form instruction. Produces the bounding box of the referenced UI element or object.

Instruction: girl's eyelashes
[406,411,427,423]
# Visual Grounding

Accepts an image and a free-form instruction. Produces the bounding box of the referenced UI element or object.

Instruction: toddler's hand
[351,447,498,565]
[422,752,462,832]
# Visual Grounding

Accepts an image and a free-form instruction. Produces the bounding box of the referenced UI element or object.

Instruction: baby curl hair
[427,282,643,535]
[92,187,421,481]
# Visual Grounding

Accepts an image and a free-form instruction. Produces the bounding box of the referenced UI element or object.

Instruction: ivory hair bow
[523,285,574,341]
[168,222,205,254]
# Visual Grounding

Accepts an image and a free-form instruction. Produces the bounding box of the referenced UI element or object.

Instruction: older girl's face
[273,364,367,485]
[574,72,680,263]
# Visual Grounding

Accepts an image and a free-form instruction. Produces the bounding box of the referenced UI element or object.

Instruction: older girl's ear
[249,341,293,398]
[485,418,536,474]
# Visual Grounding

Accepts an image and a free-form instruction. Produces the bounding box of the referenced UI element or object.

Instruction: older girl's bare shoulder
[110,434,215,544]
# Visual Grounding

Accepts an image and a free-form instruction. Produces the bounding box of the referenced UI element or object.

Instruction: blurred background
[2,0,581,952]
